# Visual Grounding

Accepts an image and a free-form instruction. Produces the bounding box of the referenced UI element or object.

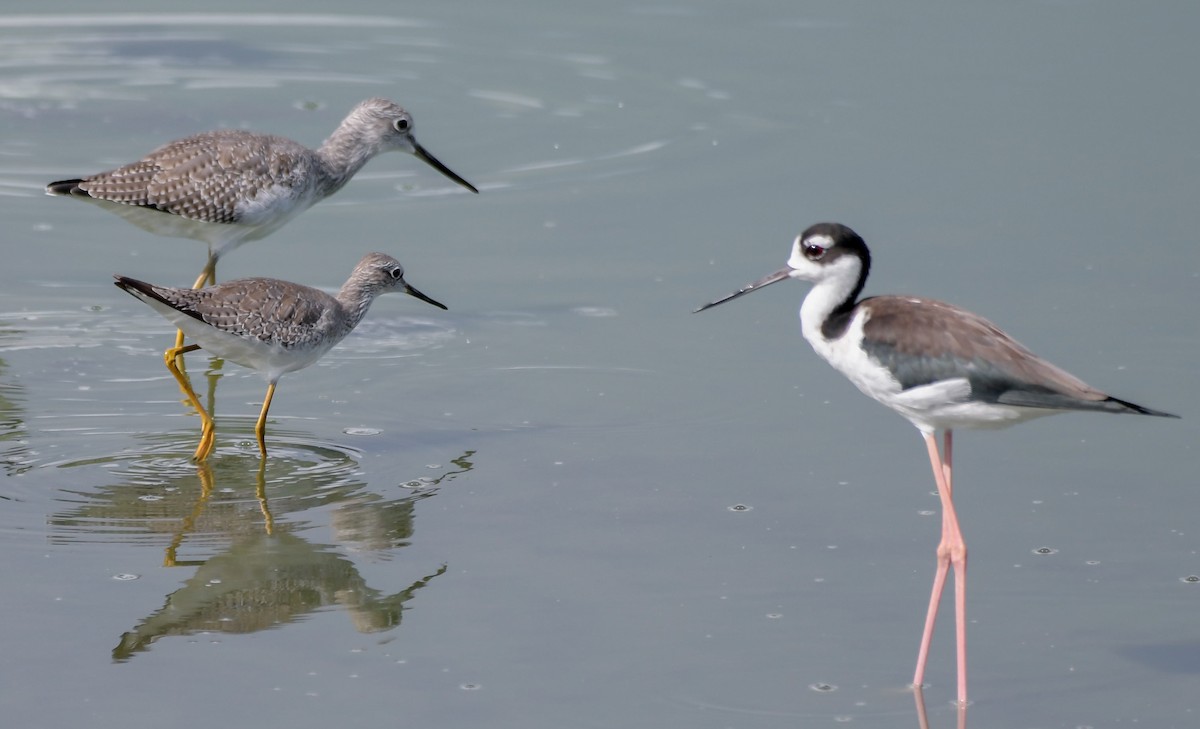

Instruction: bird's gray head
[355,252,448,310]
[345,97,478,193]
[347,97,418,153]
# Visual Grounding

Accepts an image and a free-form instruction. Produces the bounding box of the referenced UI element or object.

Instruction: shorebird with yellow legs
[115,252,447,461]
[50,97,474,356]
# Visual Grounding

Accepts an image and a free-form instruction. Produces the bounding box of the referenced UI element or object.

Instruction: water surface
[0,3,1197,728]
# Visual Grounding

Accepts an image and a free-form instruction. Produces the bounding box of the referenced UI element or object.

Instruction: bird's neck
[799,259,866,347]
[316,117,383,194]
[335,280,381,333]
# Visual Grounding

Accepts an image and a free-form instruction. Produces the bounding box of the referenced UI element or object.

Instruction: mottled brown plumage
[50,98,477,291]
[50,131,318,225]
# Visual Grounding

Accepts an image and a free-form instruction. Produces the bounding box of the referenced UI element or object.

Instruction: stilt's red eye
[803,243,826,260]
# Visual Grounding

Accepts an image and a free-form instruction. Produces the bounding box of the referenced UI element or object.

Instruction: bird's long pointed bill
[412,140,479,193]
[405,283,449,311]
[693,267,792,313]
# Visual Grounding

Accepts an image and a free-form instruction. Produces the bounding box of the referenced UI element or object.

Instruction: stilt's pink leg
[941,429,967,707]
[912,538,949,690]
[911,429,968,707]
[942,430,953,494]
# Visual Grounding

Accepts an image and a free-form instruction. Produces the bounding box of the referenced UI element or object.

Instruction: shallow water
[1,3,1198,728]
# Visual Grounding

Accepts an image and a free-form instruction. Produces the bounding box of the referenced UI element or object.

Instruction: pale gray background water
[1,2,1197,728]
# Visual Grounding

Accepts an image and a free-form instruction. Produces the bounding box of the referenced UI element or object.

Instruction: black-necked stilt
[115,252,447,462]
[50,98,477,293]
[695,221,1177,706]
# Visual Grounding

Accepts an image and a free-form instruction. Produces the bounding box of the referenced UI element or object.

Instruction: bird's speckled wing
[123,276,340,349]
[58,131,318,224]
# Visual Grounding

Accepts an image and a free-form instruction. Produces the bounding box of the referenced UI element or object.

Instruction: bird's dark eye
[393,118,410,133]
[389,267,404,280]
[803,243,827,260]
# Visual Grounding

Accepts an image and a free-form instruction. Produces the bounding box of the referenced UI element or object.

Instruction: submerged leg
[254,459,274,535]
[254,382,278,458]
[911,428,968,707]
[164,343,216,462]
[912,685,929,729]
[914,676,968,729]
[162,461,216,568]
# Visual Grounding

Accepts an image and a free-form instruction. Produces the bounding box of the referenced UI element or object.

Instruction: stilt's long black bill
[412,140,479,193]
[693,267,792,313]
[405,283,449,311]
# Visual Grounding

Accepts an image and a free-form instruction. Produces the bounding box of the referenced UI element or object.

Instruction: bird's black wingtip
[1149,409,1182,419]
[1113,397,1180,419]
[112,275,156,300]
[46,179,84,196]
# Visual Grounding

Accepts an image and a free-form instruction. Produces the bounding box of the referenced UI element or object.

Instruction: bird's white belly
[90,198,239,246]
[86,180,318,255]
[885,380,1055,431]
[234,183,319,234]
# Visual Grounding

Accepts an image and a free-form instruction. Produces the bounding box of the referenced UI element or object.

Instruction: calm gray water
[1,3,1197,728]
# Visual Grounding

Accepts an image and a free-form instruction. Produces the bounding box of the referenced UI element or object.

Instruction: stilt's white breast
[803,306,905,406]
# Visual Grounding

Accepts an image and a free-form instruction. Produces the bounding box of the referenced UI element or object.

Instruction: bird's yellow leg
[164,343,215,461]
[164,344,202,393]
[165,341,201,385]
[192,416,216,462]
[254,382,278,458]
[192,257,217,290]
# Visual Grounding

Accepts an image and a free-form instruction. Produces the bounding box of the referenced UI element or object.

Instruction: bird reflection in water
[0,348,33,476]
[162,458,273,567]
[112,451,474,661]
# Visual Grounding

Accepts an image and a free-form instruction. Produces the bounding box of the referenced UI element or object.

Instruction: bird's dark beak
[694,267,792,313]
[404,283,448,311]
[411,140,479,194]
